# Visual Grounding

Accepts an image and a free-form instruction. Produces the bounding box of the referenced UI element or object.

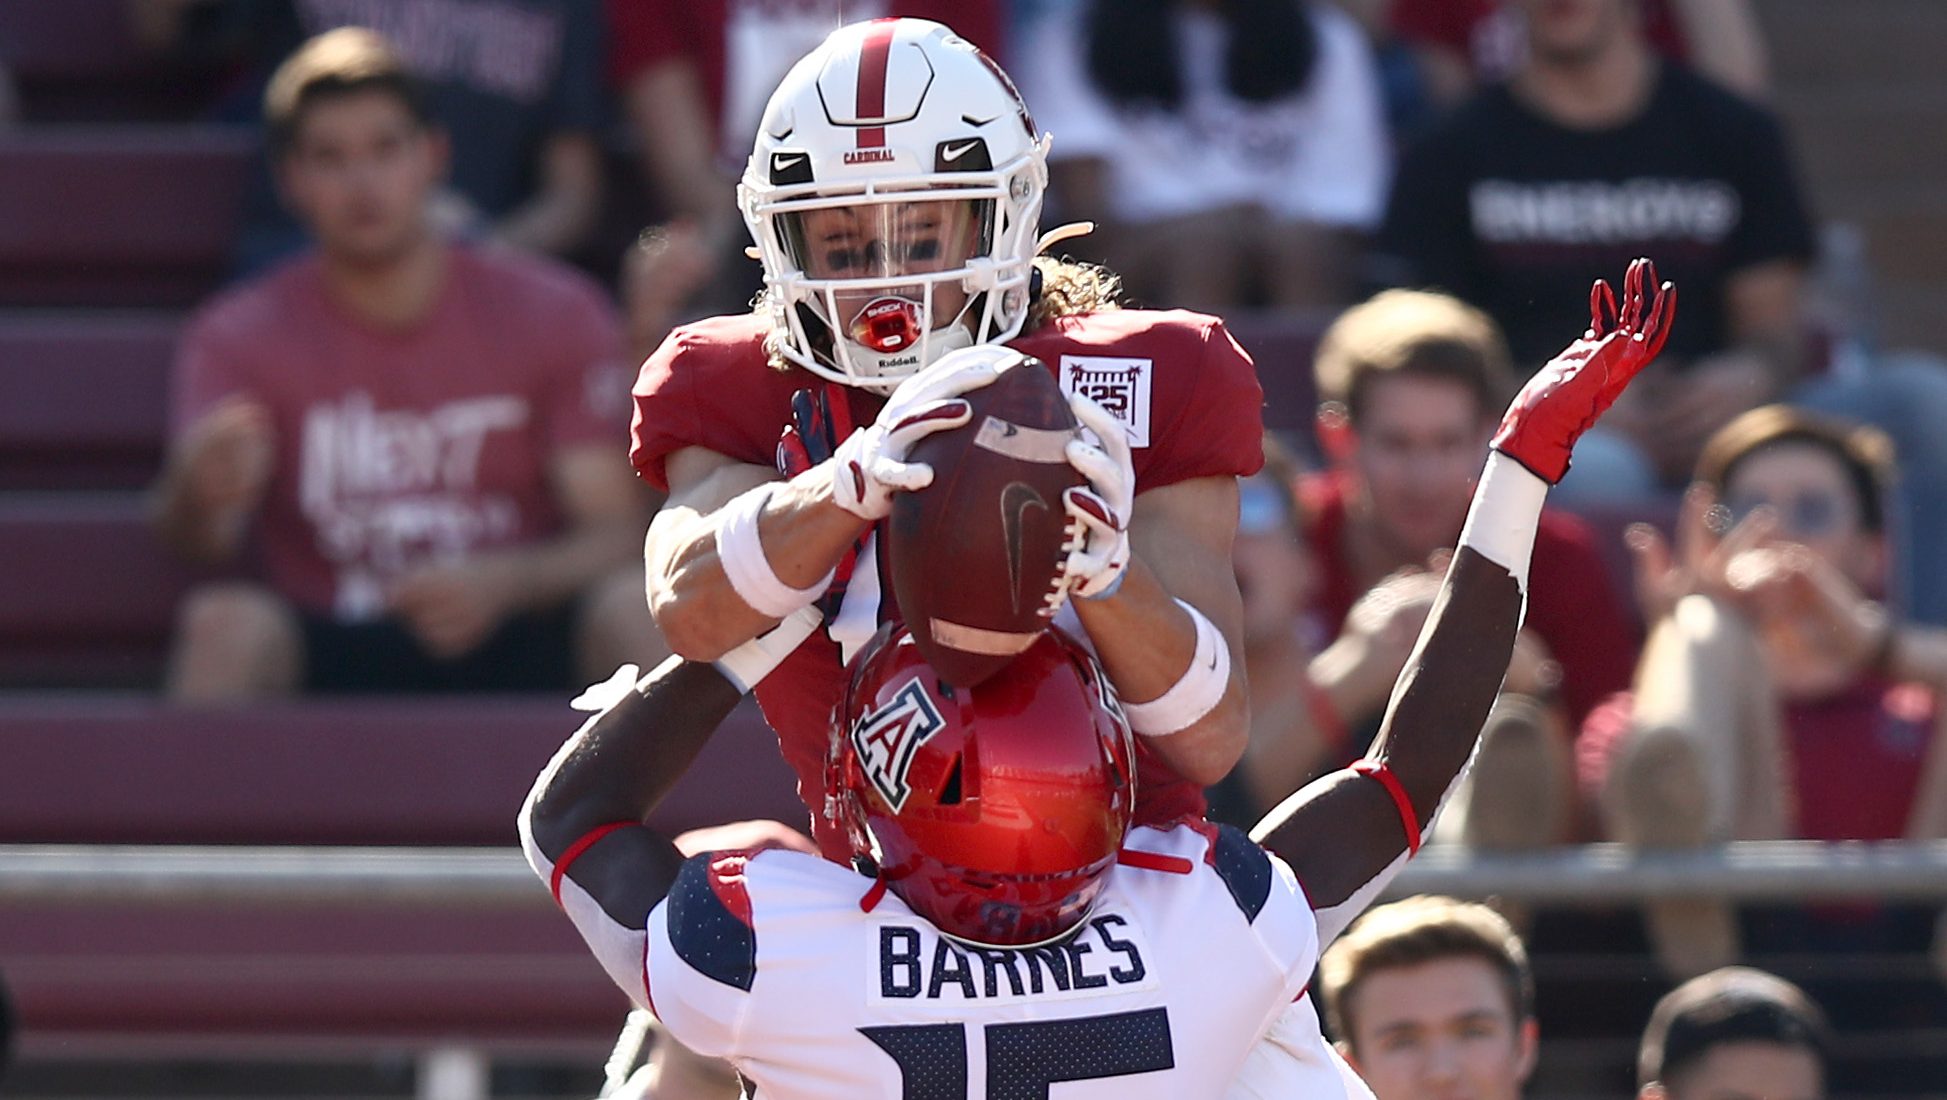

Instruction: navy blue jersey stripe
[1211,823,1273,923]
[665,855,757,991]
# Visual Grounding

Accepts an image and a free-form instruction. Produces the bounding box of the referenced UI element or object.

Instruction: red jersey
[171,246,630,618]
[1578,680,1939,841]
[631,309,1265,858]
[1787,679,1938,841]
[1299,470,1637,730]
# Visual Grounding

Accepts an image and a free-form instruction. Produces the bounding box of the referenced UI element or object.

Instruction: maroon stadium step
[0,311,178,491]
[0,128,252,308]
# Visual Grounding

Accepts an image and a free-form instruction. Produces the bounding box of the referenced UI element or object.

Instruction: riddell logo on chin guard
[844,148,896,165]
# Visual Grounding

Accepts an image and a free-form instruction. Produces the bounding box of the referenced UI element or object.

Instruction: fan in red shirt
[1269,289,1637,847]
[631,19,1263,863]
[1585,405,1947,978]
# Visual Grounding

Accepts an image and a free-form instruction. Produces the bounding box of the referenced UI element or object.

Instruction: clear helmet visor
[776,195,996,353]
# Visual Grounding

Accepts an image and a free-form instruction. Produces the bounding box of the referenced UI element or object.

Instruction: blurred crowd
[64,0,1947,1092]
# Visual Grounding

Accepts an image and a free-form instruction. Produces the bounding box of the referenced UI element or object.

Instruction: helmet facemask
[746,153,1047,392]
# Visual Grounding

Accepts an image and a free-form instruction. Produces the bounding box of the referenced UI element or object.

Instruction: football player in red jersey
[527,261,1675,1098]
[632,18,1265,861]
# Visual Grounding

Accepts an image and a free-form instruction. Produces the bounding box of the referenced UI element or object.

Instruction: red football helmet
[826,625,1137,947]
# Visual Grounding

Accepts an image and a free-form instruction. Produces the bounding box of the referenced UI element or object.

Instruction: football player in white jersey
[522,262,1675,1098]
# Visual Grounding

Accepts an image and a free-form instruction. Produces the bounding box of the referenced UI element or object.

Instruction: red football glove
[1491,258,1676,484]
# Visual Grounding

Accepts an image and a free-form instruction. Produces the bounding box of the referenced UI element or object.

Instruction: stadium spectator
[1318,895,1539,1100]
[1793,338,1947,627]
[1635,966,1830,1100]
[1220,441,1334,824]
[151,28,657,700]
[1014,0,1390,309]
[1390,0,1769,106]
[135,0,609,266]
[1587,406,1947,977]
[619,221,721,366]
[605,0,1006,316]
[1279,289,1636,848]
[1374,0,1816,498]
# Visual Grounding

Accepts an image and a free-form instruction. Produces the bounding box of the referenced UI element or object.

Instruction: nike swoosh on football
[1000,481,1050,614]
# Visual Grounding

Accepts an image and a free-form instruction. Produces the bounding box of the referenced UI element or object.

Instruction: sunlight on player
[527,261,1676,1097]
[633,19,1266,882]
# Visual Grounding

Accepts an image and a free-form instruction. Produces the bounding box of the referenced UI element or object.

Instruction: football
[887,358,1084,687]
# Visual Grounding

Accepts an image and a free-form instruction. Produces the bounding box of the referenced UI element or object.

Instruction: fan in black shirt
[1374,0,1814,488]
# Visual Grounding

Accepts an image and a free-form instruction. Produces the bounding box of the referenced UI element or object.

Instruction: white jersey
[611,822,1359,1099]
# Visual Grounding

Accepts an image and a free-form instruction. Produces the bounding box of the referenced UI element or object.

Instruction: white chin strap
[842,323,975,391]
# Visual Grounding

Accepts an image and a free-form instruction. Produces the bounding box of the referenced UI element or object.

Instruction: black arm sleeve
[523,660,746,926]
[1253,548,1521,935]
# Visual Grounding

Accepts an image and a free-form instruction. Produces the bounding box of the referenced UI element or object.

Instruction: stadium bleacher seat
[0,311,176,490]
[0,695,801,846]
[0,492,210,688]
[3,901,629,1058]
[0,0,233,122]
[0,695,803,1056]
[0,128,252,308]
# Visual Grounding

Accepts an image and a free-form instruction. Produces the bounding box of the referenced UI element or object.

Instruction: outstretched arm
[520,610,821,964]
[1255,260,1676,942]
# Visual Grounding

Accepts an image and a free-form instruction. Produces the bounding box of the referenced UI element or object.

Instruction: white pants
[1227,997,1375,1099]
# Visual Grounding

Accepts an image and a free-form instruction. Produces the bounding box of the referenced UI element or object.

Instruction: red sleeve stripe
[1351,760,1421,856]
[550,821,635,907]
[706,853,756,926]
[1117,847,1193,874]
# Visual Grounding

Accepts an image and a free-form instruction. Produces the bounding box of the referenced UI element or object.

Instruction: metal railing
[5,840,1944,1099]
[4,840,1947,905]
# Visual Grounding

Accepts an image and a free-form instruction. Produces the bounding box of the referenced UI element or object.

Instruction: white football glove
[1060,392,1135,600]
[827,345,1026,521]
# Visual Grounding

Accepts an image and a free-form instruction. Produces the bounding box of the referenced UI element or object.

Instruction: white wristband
[1121,599,1231,738]
[714,483,834,619]
[715,606,824,694]
[1459,451,1548,595]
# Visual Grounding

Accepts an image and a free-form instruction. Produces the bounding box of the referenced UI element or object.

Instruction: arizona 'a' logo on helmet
[851,680,945,812]
[827,626,1136,947]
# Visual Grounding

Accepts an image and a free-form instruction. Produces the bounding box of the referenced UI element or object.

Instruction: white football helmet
[739,19,1051,392]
